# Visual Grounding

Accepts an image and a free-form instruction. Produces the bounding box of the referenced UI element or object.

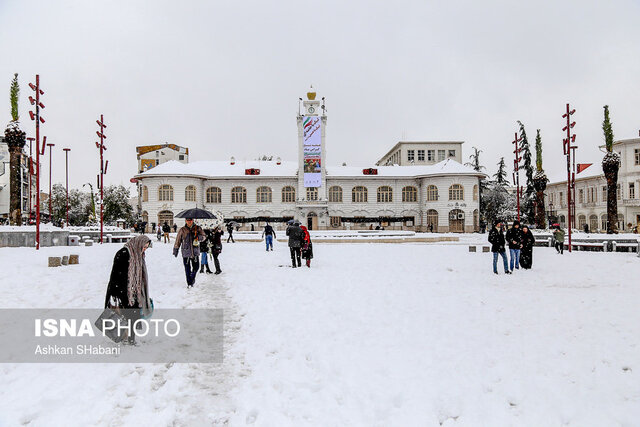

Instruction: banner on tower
[303,116,322,188]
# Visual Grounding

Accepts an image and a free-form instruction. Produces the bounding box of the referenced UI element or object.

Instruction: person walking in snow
[300,225,313,268]
[200,230,213,274]
[488,220,510,275]
[520,225,536,269]
[506,220,523,272]
[162,222,171,243]
[104,235,153,344]
[156,224,162,241]
[209,225,224,274]
[286,220,304,268]
[553,226,565,254]
[226,222,235,243]
[262,222,276,251]
[173,218,206,288]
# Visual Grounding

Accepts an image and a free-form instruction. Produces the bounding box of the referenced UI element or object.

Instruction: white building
[376,141,463,166]
[136,143,189,174]
[544,138,640,232]
[135,90,484,232]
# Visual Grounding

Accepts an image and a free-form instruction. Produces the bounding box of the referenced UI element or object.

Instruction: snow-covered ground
[1,238,639,425]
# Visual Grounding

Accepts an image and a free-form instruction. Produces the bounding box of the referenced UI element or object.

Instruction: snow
[136,158,484,179]
[1,239,639,425]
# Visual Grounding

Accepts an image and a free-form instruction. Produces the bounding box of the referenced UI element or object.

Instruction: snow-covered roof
[546,163,604,185]
[135,159,485,180]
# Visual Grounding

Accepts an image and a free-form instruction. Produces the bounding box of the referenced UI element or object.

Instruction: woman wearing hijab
[104,235,153,344]
[520,225,536,269]
[300,225,313,268]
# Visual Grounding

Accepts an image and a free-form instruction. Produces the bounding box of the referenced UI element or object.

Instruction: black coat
[104,247,138,309]
[286,225,304,248]
[506,227,523,249]
[521,230,535,250]
[209,229,224,255]
[488,227,506,253]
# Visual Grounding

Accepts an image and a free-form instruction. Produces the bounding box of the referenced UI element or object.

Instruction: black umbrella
[175,207,218,219]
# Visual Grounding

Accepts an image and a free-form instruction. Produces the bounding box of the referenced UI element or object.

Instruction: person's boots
[206,264,213,274]
[306,259,310,268]
[200,265,204,274]
[292,259,297,268]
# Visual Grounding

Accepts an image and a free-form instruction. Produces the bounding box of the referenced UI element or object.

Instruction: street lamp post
[47,142,55,223]
[28,75,45,249]
[63,148,71,227]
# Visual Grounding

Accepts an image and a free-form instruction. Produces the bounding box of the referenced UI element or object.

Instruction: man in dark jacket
[488,220,510,274]
[162,222,171,243]
[262,222,276,251]
[226,222,235,243]
[286,220,304,268]
[173,218,206,288]
[505,220,523,272]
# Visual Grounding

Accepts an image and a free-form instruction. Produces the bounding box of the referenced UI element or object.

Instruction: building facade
[135,90,484,232]
[376,141,463,166]
[544,138,640,232]
[136,143,189,174]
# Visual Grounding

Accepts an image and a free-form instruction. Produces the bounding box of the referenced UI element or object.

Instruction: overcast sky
[1,0,638,190]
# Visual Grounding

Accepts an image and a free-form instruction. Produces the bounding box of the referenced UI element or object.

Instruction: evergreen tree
[602,105,620,233]
[103,185,135,224]
[517,121,535,223]
[533,129,548,228]
[493,157,508,186]
[5,73,26,225]
[465,147,484,172]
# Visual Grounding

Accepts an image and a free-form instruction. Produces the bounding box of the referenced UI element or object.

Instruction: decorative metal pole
[562,104,577,252]
[47,142,55,222]
[28,75,45,249]
[63,148,71,227]
[512,132,523,222]
[95,115,107,243]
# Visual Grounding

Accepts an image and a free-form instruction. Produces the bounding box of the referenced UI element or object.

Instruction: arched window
[158,184,173,201]
[256,186,272,203]
[473,184,478,201]
[449,184,464,201]
[352,186,368,203]
[377,186,393,203]
[449,209,465,232]
[158,210,174,227]
[589,214,598,232]
[206,187,221,203]
[426,209,438,232]
[578,214,586,229]
[600,214,607,231]
[427,185,438,201]
[142,186,148,202]
[402,186,417,202]
[559,215,566,228]
[617,214,624,231]
[473,209,479,231]
[231,186,247,203]
[185,185,196,202]
[306,187,318,201]
[282,186,296,203]
[329,186,343,203]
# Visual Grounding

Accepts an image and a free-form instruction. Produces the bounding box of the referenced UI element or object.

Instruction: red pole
[63,148,70,227]
[35,76,41,249]
[96,115,107,244]
[512,132,521,222]
[47,143,55,222]
[562,103,576,253]
[27,137,34,217]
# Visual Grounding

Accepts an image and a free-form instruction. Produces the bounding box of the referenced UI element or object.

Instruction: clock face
[308,106,315,114]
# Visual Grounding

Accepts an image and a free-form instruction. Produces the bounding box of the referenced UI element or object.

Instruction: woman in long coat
[520,225,536,269]
[300,225,313,268]
[104,235,153,343]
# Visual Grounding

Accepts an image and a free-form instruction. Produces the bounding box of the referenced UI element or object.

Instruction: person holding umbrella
[173,208,213,288]
[226,221,236,243]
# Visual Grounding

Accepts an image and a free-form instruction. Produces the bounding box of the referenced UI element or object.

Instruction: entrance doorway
[448,209,464,233]
[307,212,318,230]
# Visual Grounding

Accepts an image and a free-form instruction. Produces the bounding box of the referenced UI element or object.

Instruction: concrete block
[61,255,69,265]
[85,240,93,247]
[69,254,79,265]
[68,235,80,246]
[468,245,476,252]
[482,246,490,253]
[48,257,61,267]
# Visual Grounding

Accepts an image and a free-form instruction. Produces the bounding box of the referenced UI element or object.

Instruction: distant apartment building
[136,143,189,173]
[376,141,463,166]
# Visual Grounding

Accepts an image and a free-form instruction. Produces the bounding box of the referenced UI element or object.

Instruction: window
[282,186,296,203]
[352,186,368,203]
[330,216,342,228]
[559,192,564,207]
[179,155,184,161]
[602,186,607,203]
[448,150,455,158]
[578,189,584,204]
[231,186,246,203]
[427,185,438,201]
[617,184,622,200]
[142,186,148,202]
[437,150,446,161]
[601,215,607,231]
[306,187,318,201]
[629,183,635,199]
[206,187,221,203]
[417,150,425,161]
[407,150,415,162]
[156,151,159,157]
[578,214,586,229]
[256,186,272,203]
[589,214,598,231]
[448,184,464,201]
[158,184,173,201]
[618,214,625,231]
[473,184,478,201]
[185,185,196,202]
[427,150,435,162]
[402,186,417,202]
[559,215,566,228]
[328,186,343,202]
[635,149,640,165]
[377,186,393,203]
[426,209,438,232]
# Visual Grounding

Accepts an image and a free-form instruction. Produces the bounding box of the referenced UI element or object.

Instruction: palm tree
[532,130,548,228]
[5,73,26,225]
[602,105,620,234]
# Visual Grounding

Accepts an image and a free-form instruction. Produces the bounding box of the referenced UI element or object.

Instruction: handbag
[94,305,128,343]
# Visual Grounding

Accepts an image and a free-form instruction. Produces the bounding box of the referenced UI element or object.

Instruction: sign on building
[303,116,321,187]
